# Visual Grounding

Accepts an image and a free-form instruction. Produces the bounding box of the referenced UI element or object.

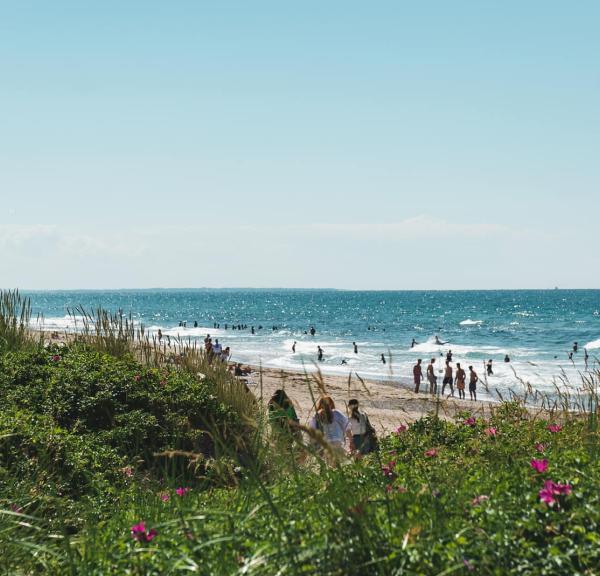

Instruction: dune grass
[1,289,599,575]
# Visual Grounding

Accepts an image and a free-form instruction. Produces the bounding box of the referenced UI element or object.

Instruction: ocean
[27,289,600,400]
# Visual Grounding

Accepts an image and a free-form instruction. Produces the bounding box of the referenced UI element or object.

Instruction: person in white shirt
[309,396,351,462]
[347,398,374,455]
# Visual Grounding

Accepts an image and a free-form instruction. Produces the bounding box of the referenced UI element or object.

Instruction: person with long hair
[309,396,351,455]
[347,399,376,455]
[268,389,300,438]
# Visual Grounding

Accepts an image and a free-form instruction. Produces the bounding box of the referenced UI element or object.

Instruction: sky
[0,0,599,290]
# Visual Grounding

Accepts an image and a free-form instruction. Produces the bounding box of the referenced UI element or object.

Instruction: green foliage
[1,340,600,574]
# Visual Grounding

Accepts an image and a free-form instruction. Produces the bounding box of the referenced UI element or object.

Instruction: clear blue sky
[1,1,598,289]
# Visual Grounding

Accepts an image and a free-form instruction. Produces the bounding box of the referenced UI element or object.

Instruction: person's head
[316,396,334,423]
[457,362,461,369]
[469,365,473,371]
[431,358,435,363]
[269,389,289,408]
[417,358,422,364]
[215,339,219,344]
[348,398,360,420]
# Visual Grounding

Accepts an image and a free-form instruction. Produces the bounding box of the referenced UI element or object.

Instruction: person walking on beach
[157,329,162,342]
[381,353,386,365]
[468,366,478,401]
[317,346,324,362]
[427,358,437,395]
[353,342,358,354]
[442,360,454,397]
[347,399,376,455]
[455,363,466,399]
[486,359,493,376]
[292,341,296,353]
[573,342,578,353]
[413,359,423,393]
[310,396,351,461]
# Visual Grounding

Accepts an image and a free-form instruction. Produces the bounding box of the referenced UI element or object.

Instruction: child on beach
[469,366,478,401]
[455,363,466,399]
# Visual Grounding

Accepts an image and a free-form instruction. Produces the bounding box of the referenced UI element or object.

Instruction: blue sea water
[27,289,600,399]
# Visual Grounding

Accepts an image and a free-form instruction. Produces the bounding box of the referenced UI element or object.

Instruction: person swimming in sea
[411,338,417,348]
[434,335,446,345]
[353,342,358,354]
[486,359,493,376]
[504,354,510,363]
[381,353,386,365]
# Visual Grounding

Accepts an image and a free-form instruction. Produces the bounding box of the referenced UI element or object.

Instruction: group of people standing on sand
[267,391,378,458]
[413,356,480,401]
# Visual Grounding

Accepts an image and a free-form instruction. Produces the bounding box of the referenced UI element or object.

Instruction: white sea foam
[584,338,600,350]
[31,315,87,330]
[460,319,483,326]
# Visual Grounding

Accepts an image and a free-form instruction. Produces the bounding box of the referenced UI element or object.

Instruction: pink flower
[471,494,489,506]
[547,423,562,433]
[484,427,498,437]
[535,443,546,453]
[382,461,396,478]
[425,448,438,458]
[538,480,572,506]
[385,484,394,493]
[121,466,134,478]
[530,459,549,473]
[175,487,190,497]
[160,492,170,502]
[395,424,408,434]
[134,374,141,382]
[146,528,158,542]
[131,521,158,542]
[51,354,61,362]
[463,417,477,427]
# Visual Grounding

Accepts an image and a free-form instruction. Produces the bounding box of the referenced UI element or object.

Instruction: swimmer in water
[381,353,386,364]
[341,359,348,365]
[353,342,358,354]
[434,335,445,346]
[292,341,296,353]
[411,338,417,348]
[486,359,493,376]
[317,346,324,361]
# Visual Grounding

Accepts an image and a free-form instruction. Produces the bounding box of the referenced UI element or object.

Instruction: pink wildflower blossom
[471,495,489,506]
[395,424,408,434]
[382,461,396,478]
[175,487,190,497]
[463,417,477,427]
[484,427,498,437]
[547,423,562,433]
[121,466,134,477]
[535,443,546,453]
[538,480,572,506]
[51,354,61,362]
[530,459,549,473]
[134,374,141,382]
[425,448,438,458]
[160,492,170,502]
[131,522,158,542]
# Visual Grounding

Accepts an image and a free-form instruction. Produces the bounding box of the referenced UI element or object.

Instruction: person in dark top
[292,341,296,353]
[317,346,324,361]
[504,354,510,363]
[411,338,417,348]
[413,359,423,393]
[310,327,316,336]
[446,350,453,362]
[486,359,493,376]
[573,342,578,353]
[353,342,358,354]
[381,353,386,364]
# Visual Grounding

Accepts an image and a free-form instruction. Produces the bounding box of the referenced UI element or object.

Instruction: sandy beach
[248,365,495,434]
